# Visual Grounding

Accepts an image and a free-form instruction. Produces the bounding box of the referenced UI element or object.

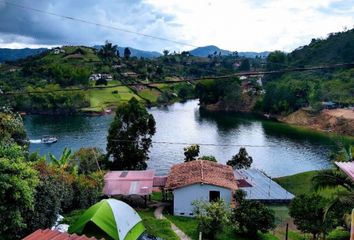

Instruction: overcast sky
[0,0,353,52]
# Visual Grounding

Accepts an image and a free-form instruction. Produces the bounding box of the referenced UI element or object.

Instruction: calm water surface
[25,100,341,177]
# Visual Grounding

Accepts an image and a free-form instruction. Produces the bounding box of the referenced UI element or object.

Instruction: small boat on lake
[41,136,58,144]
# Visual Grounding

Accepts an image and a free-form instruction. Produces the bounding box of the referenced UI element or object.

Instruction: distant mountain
[189,45,269,58]
[0,48,47,62]
[93,45,161,59]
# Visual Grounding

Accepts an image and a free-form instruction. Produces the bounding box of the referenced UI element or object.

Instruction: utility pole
[285,223,289,240]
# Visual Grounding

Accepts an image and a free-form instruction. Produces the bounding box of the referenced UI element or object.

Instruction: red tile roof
[23,229,97,240]
[166,160,237,190]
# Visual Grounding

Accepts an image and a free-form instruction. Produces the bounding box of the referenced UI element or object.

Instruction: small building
[165,160,237,217]
[53,48,66,55]
[122,71,139,78]
[103,170,155,197]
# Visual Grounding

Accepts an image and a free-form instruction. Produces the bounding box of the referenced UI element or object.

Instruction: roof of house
[103,170,155,196]
[165,160,237,190]
[335,161,354,181]
[23,229,97,240]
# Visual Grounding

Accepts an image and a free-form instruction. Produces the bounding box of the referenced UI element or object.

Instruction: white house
[165,160,237,217]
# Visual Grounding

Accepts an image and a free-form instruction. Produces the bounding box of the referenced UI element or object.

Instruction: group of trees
[0,108,104,239]
[10,85,90,114]
[193,190,275,239]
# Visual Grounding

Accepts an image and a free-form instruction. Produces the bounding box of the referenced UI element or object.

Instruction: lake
[24,100,342,177]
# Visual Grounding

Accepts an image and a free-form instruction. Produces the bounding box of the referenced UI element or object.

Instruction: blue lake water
[25,100,341,177]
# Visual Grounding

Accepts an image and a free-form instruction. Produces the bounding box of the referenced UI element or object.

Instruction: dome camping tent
[69,199,145,240]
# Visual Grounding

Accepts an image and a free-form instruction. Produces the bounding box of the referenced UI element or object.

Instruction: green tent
[69,199,145,240]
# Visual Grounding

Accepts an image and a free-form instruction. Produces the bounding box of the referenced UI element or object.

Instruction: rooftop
[335,161,354,181]
[165,160,237,190]
[23,229,97,240]
[103,170,155,196]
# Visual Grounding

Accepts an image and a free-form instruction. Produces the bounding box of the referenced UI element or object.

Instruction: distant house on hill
[165,160,237,217]
[122,71,139,78]
[89,73,113,81]
[53,47,66,55]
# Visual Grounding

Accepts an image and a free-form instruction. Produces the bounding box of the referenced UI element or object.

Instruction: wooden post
[144,195,147,208]
[199,231,202,240]
[351,209,354,240]
[285,223,288,240]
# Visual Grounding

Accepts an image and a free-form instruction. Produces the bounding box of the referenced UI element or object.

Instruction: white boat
[41,136,58,144]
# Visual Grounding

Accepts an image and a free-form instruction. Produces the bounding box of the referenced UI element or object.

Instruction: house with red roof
[165,160,237,217]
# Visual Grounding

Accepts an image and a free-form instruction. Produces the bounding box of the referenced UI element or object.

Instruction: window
[209,191,220,202]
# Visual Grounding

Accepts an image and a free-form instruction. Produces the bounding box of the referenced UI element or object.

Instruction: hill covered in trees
[263,28,354,115]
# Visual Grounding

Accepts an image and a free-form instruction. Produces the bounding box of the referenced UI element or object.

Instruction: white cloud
[0,0,353,51]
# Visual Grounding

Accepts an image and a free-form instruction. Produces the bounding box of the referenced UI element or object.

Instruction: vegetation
[192,200,230,240]
[289,194,335,239]
[227,147,253,169]
[232,190,275,237]
[184,144,200,161]
[106,97,156,170]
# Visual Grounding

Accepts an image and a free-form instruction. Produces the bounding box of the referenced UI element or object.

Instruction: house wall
[173,184,232,217]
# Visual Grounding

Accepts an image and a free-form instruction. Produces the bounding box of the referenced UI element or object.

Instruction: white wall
[173,184,232,217]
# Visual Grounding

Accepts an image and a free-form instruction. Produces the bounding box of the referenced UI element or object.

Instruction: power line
[2,0,198,48]
[109,139,276,148]
[2,62,354,96]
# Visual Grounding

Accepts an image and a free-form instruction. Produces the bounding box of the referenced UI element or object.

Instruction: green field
[274,170,342,198]
[81,81,142,112]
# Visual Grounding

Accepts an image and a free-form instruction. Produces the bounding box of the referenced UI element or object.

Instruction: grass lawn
[274,170,343,198]
[165,214,279,240]
[137,209,179,240]
[138,88,161,102]
[82,81,142,112]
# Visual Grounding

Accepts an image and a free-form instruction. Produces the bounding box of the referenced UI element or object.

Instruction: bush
[327,227,350,240]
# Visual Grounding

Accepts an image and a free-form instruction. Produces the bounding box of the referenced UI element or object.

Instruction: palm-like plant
[98,41,118,64]
[49,147,72,169]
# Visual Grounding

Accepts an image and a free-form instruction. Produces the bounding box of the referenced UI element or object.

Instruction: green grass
[165,214,279,240]
[138,88,161,102]
[274,170,343,198]
[137,209,179,240]
[82,81,142,112]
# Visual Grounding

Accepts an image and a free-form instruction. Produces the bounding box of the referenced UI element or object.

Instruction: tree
[163,49,169,56]
[193,200,229,240]
[124,47,131,59]
[69,147,104,174]
[0,107,28,147]
[227,147,253,169]
[107,97,156,170]
[238,59,250,71]
[184,144,200,162]
[0,155,39,239]
[289,194,334,240]
[98,41,118,64]
[232,190,275,237]
[198,155,217,162]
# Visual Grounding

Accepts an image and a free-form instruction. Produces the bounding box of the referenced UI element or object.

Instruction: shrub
[327,227,350,240]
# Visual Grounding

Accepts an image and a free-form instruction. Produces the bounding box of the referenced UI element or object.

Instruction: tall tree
[106,97,156,170]
[98,41,118,64]
[124,47,131,59]
[227,147,253,169]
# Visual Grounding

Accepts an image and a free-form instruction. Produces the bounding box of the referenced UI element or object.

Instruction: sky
[0,0,353,52]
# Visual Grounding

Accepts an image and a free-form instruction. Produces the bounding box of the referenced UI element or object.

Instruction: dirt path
[323,108,354,120]
[154,205,191,240]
